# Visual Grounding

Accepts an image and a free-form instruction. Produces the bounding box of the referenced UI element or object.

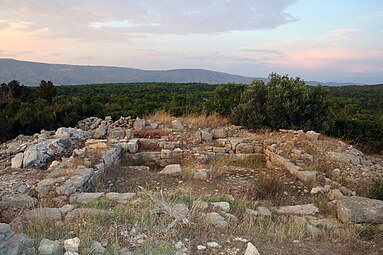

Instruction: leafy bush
[232,73,331,131]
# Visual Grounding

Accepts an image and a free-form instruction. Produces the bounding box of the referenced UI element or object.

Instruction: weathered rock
[212,128,228,139]
[274,204,319,216]
[245,208,258,217]
[89,240,106,255]
[69,193,104,204]
[120,248,133,255]
[139,139,161,151]
[172,119,184,130]
[160,141,181,150]
[207,241,221,249]
[87,142,108,149]
[36,178,59,196]
[64,237,80,253]
[205,212,228,229]
[107,128,126,139]
[127,139,139,154]
[160,149,172,159]
[327,189,344,200]
[0,223,35,255]
[38,239,63,255]
[23,144,50,168]
[229,138,243,150]
[105,192,136,204]
[60,204,75,214]
[308,217,340,229]
[192,169,210,180]
[310,186,329,195]
[244,242,260,255]
[0,194,37,210]
[23,208,62,222]
[159,164,182,175]
[257,206,272,217]
[93,122,108,139]
[327,151,361,165]
[236,143,253,154]
[306,224,321,236]
[337,196,383,223]
[172,148,183,158]
[172,203,190,219]
[306,130,320,140]
[11,153,24,168]
[133,118,147,131]
[201,130,213,142]
[213,147,226,154]
[210,202,230,212]
[128,152,160,162]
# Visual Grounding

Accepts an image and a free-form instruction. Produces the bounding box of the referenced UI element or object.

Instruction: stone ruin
[0,115,382,254]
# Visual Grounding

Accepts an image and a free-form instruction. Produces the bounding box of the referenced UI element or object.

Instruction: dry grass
[183,112,229,128]
[145,110,174,125]
[146,110,229,128]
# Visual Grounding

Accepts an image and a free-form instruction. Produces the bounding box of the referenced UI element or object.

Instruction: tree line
[1,76,382,153]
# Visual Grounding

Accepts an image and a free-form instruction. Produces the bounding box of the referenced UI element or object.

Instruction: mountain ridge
[0,58,365,86]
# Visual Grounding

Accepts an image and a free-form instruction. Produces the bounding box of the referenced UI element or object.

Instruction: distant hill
[0,58,366,86]
[0,59,258,85]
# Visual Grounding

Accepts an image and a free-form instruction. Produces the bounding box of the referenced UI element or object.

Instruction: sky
[0,0,382,84]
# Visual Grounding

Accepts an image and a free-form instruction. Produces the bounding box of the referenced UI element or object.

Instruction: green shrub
[368,179,383,200]
[232,73,331,132]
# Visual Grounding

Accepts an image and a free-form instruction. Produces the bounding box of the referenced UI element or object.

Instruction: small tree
[232,73,330,131]
[36,80,56,102]
[232,80,267,129]
[213,83,245,117]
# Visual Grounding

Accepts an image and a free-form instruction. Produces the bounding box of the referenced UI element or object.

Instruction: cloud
[235,28,383,81]
[0,0,298,40]
[360,10,383,20]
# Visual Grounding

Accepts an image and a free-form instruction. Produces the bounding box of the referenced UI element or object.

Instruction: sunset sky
[0,0,382,84]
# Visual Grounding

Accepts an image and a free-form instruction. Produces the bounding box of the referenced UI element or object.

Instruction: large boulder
[337,196,383,223]
[0,223,35,255]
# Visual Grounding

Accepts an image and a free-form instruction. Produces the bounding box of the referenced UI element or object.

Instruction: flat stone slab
[337,196,383,223]
[105,192,136,204]
[23,208,62,222]
[274,204,319,216]
[69,192,104,204]
[0,194,37,210]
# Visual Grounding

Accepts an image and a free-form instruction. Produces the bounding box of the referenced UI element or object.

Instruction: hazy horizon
[0,0,382,84]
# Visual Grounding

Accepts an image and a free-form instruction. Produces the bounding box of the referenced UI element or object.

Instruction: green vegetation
[231,73,330,131]
[1,76,382,153]
[368,179,383,200]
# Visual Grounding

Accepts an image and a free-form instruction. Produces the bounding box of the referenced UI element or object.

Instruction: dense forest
[1,76,382,153]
